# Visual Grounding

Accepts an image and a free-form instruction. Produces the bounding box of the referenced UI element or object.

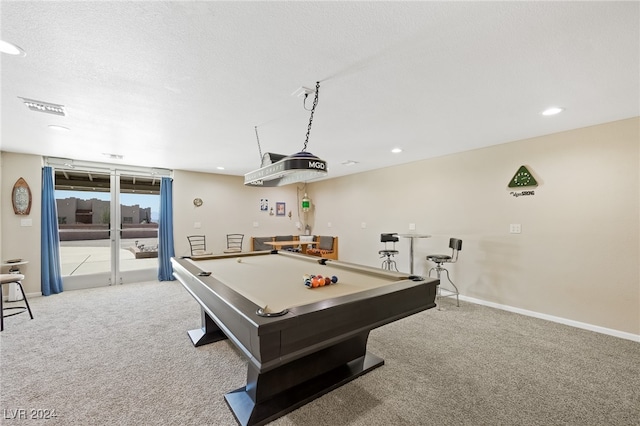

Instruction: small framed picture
[260,199,268,211]
[276,202,286,216]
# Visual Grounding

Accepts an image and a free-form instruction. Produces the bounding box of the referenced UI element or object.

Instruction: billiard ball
[324,277,331,286]
[331,276,338,283]
[237,258,242,263]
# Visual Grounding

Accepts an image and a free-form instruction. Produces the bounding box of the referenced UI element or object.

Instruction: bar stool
[379,233,399,271]
[426,238,462,308]
[1,274,34,331]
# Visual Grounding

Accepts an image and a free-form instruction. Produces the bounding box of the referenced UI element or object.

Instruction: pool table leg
[187,308,228,347]
[224,331,384,426]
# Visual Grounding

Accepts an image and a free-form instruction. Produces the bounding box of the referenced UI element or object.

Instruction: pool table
[171,250,438,426]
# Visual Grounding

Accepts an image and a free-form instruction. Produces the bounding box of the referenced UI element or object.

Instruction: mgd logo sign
[308,161,326,170]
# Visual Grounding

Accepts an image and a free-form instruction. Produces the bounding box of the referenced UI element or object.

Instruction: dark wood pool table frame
[172,251,438,426]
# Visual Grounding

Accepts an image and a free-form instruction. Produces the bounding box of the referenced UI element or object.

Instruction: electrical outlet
[409,223,416,230]
[327,222,332,228]
[509,224,521,234]
[361,222,367,229]
[253,222,259,228]
[194,222,201,229]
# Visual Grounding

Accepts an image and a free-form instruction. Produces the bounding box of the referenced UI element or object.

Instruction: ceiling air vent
[19,97,66,116]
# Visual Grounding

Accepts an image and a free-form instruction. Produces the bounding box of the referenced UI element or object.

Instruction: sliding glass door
[114,171,160,285]
[54,164,162,290]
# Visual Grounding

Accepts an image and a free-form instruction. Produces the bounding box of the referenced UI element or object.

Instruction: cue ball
[237,258,242,263]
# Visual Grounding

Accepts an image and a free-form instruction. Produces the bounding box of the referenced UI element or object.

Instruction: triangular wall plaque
[508,165,538,188]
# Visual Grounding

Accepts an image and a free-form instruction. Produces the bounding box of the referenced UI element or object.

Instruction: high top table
[397,234,431,274]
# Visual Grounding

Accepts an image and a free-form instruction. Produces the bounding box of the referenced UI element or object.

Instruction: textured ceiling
[1,1,638,180]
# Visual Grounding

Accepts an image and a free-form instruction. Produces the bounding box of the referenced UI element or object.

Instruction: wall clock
[508,165,538,188]
[12,177,32,215]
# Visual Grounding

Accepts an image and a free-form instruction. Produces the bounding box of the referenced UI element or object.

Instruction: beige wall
[1,152,43,296]
[172,170,308,257]
[1,118,638,337]
[308,118,640,335]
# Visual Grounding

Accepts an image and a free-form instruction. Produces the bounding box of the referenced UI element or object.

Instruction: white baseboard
[3,292,42,302]
[459,295,640,343]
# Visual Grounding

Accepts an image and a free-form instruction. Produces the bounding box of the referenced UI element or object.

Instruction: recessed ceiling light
[391,148,403,154]
[0,40,26,56]
[216,166,225,170]
[542,107,564,116]
[48,125,69,132]
[341,160,359,166]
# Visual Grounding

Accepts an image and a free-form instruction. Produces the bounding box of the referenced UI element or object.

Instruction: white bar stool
[1,274,34,331]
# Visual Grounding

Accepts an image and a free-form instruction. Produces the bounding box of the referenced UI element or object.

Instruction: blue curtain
[41,166,63,295]
[158,176,175,281]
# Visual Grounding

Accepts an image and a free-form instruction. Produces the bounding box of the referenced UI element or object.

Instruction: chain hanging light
[244,82,328,187]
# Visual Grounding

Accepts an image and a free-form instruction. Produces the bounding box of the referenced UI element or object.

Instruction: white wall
[307,118,640,335]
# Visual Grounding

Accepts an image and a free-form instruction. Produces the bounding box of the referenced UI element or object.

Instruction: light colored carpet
[1,281,638,425]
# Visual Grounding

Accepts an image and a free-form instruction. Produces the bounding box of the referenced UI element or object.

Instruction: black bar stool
[1,274,34,331]
[427,238,463,308]
[379,233,399,271]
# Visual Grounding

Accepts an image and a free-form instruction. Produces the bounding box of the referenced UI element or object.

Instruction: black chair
[379,233,399,271]
[187,235,211,256]
[223,234,244,253]
[1,274,33,331]
[426,238,462,308]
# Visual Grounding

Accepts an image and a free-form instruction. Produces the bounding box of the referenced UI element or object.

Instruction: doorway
[53,164,164,290]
